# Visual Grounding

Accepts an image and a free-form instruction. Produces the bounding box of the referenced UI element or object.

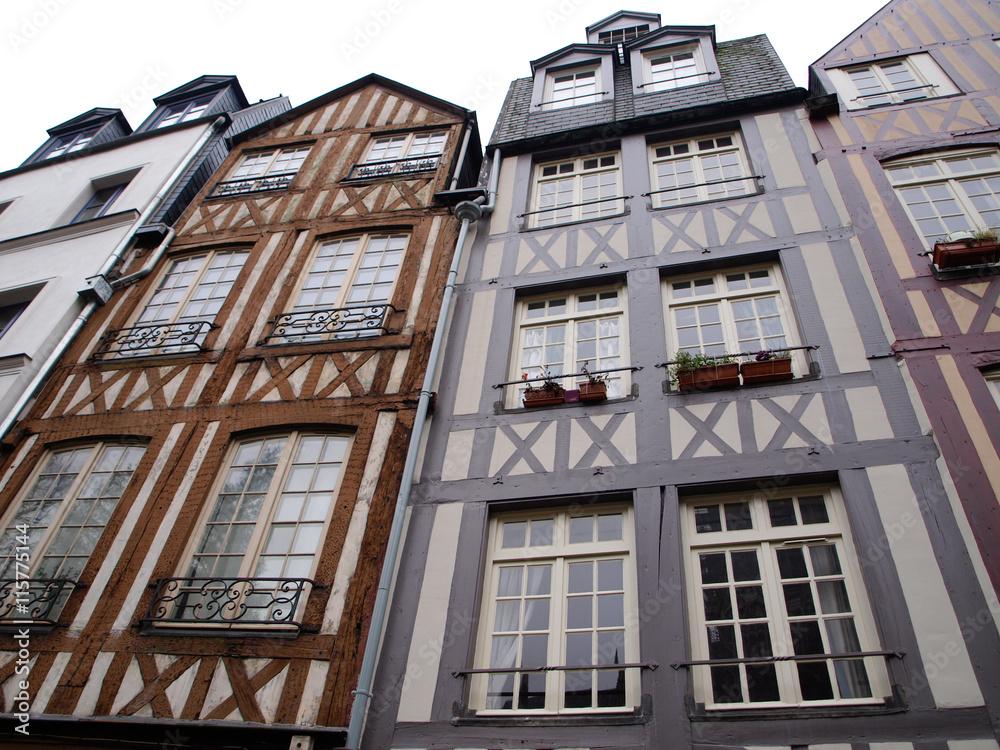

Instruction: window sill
[493,386,638,415]
[687,685,907,720]
[452,694,651,726]
[520,207,629,233]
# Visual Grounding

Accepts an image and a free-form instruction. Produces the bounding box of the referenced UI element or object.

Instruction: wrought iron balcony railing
[344,154,442,181]
[261,303,397,345]
[0,578,81,627]
[209,171,297,197]
[93,321,216,359]
[141,577,316,633]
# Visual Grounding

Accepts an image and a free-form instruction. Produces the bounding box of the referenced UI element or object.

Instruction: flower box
[932,240,1000,269]
[677,363,740,392]
[740,358,793,385]
[577,381,608,402]
[523,387,565,407]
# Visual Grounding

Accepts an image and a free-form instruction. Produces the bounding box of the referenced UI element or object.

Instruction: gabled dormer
[625,25,719,98]
[22,108,131,166]
[529,44,617,112]
[135,75,250,132]
[585,10,660,44]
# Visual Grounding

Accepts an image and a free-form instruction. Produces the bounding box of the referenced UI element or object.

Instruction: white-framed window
[471,505,639,714]
[0,443,145,620]
[830,54,958,109]
[172,432,351,623]
[351,131,448,179]
[44,128,98,160]
[597,24,649,44]
[544,66,600,110]
[884,149,1000,247]
[154,95,214,129]
[664,265,794,360]
[106,250,248,357]
[530,153,622,228]
[213,146,312,196]
[649,132,755,208]
[643,45,705,92]
[72,182,129,224]
[682,487,889,709]
[512,286,628,405]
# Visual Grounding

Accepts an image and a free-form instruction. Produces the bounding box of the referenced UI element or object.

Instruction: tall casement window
[885,149,1000,247]
[350,131,448,179]
[97,250,248,358]
[212,146,312,197]
[471,506,639,714]
[664,266,793,360]
[159,432,350,628]
[544,66,600,110]
[831,54,958,110]
[268,234,407,343]
[682,488,888,708]
[648,133,755,208]
[43,128,99,159]
[154,96,214,129]
[0,443,145,623]
[513,286,628,405]
[643,46,704,92]
[530,153,622,228]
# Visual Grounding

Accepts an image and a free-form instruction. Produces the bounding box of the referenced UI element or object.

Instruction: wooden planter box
[578,381,608,402]
[523,387,565,407]
[932,240,1000,269]
[740,358,793,385]
[677,363,740,392]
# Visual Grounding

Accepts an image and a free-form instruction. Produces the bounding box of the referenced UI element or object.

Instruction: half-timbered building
[0,74,481,749]
[363,9,1000,750]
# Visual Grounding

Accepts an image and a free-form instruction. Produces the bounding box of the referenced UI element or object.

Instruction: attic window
[43,128,99,159]
[598,25,649,44]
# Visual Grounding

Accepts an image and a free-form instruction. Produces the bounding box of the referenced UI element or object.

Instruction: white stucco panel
[846,386,894,441]
[74,651,115,716]
[164,660,200,718]
[442,429,476,481]
[295,660,329,725]
[111,656,144,716]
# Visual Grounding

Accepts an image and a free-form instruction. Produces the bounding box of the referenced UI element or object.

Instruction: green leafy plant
[522,366,563,393]
[971,226,999,242]
[669,351,728,385]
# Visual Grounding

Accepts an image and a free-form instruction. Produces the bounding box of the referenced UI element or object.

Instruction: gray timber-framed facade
[369,8,1000,750]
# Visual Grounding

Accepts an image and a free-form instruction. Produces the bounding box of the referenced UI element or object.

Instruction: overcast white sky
[2,0,888,172]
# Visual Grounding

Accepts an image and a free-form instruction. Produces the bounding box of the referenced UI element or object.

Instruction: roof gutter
[345,147,501,749]
[0,116,226,445]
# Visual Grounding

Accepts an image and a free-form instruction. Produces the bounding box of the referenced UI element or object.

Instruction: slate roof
[490,34,799,148]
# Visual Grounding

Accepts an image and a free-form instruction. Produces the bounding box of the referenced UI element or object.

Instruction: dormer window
[43,128,98,159]
[643,45,705,92]
[827,54,959,110]
[154,95,215,129]
[545,66,600,110]
[598,24,649,44]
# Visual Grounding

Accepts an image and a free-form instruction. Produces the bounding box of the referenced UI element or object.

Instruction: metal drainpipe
[111,227,176,289]
[345,150,501,749]
[0,117,226,444]
[448,119,475,191]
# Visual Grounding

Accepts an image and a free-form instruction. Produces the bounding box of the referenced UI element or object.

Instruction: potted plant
[522,368,565,407]
[932,227,1000,269]
[578,362,609,402]
[740,350,793,385]
[669,351,739,392]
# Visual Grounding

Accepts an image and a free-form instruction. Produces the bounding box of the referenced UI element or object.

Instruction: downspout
[0,116,226,444]
[448,118,475,191]
[346,147,501,749]
[111,227,176,289]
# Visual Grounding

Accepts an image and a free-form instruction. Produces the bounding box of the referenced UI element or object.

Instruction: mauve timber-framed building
[364,7,1000,750]
[0,74,482,749]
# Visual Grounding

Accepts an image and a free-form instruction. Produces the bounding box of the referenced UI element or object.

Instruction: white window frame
[543,65,601,110]
[884,148,1000,248]
[0,443,146,620]
[529,152,623,228]
[829,54,958,110]
[168,431,352,627]
[351,131,448,179]
[510,285,629,407]
[471,505,640,715]
[597,24,649,44]
[214,146,312,196]
[642,44,706,92]
[648,132,756,208]
[663,264,801,370]
[682,487,889,709]
[154,95,215,129]
[109,249,248,357]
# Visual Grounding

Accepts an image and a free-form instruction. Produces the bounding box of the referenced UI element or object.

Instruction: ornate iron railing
[261,304,397,344]
[345,154,441,180]
[209,172,297,197]
[141,577,315,631]
[93,321,216,359]
[0,579,80,626]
